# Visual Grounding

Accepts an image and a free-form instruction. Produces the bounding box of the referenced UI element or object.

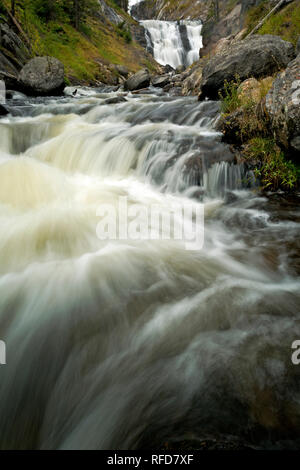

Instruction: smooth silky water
[0,87,299,449]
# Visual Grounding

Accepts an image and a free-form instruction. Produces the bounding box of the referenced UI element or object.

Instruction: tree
[71,0,98,30]
[11,0,15,16]
[213,0,219,21]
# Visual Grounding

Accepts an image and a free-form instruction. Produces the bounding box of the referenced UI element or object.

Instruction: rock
[199,35,295,100]
[238,78,261,102]
[124,69,150,91]
[0,23,30,70]
[176,65,185,74]
[99,0,124,25]
[238,77,274,104]
[131,87,153,95]
[216,108,245,145]
[0,70,19,90]
[151,75,170,88]
[115,65,129,78]
[171,74,183,83]
[163,84,173,93]
[168,87,183,97]
[161,64,174,74]
[104,96,127,104]
[296,37,300,56]
[214,36,232,55]
[266,54,300,158]
[19,57,65,96]
[182,62,204,96]
[5,90,14,99]
[201,3,243,57]
[0,104,9,116]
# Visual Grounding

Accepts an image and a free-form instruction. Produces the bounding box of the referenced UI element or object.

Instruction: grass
[245,0,300,45]
[219,76,299,191]
[2,0,158,84]
[258,1,300,46]
[244,138,299,191]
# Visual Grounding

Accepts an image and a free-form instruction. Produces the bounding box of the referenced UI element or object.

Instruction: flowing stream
[0,87,299,449]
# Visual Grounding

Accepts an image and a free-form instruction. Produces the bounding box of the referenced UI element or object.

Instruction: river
[0,87,299,449]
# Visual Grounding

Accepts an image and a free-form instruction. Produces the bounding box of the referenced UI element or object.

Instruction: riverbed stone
[0,104,9,116]
[124,69,150,91]
[151,75,170,88]
[19,56,65,96]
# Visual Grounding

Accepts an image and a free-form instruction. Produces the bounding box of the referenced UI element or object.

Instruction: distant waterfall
[140,20,203,69]
[128,0,142,12]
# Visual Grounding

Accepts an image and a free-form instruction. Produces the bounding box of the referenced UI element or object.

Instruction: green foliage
[219,76,241,114]
[245,0,271,33]
[245,0,300,45]
[258,1,300,46]
[0,0,7,15]
[219,75,299,191]
[245,138,299,191]
[116,21,132,43]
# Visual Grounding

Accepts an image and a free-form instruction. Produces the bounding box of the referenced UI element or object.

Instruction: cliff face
[131,0,289,55]
[131,0,211,21]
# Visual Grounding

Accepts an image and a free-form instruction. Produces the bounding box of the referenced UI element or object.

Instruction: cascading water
[0,87,300,450]
[128,0,203,69]
[141,20,203,69]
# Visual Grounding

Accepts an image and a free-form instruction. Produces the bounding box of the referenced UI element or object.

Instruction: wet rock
[19,57,65,96]
[199,35,295,100]
[5,90,14,99]
[124,69,150,91]
[176,65,185,74]
[0,104,9,116]
[266,54,300,158]
[161,64,174,74]
[182,62,204,96]
[151,75,170,88]
[216,108,246,145]
[131,87,153,95]
[163,84,173,93]
[104,96,127,104]
[0,70,19,90]
[99,0,123,25]
[168,87,183,97]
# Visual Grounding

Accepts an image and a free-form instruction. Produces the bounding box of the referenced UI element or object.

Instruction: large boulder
[19,57,65,96]
[266,54,300,158]
[151,74,170,88]
[124,69,150,91]
[199,35,295,100]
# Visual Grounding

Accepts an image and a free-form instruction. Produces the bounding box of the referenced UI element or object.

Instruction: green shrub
[245,138,299,190]
[116,21,132,43]
[219,76,241,114]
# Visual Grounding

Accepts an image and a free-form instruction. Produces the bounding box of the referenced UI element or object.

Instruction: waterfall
[141,20,203,69]
[0,88,299,450]
[128,0,141,11]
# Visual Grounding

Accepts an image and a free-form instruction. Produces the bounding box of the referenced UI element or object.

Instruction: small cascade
[0,87,299,451]
[140,20,203,69]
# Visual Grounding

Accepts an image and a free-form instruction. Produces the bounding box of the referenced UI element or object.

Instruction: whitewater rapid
[0,87,299,449]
